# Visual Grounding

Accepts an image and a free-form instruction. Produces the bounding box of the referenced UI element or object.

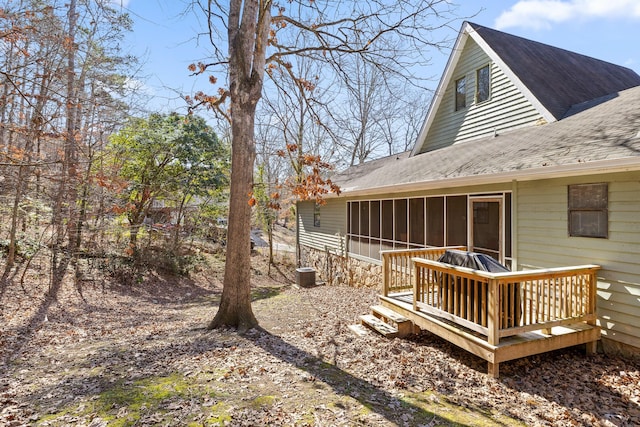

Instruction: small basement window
[455,76,466,111]
[476,64,490,103]
[568,183,608,238]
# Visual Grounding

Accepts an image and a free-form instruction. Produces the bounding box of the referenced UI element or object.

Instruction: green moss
[108,416,137,427]
[400,391,526,427]
[35,373,201,426]
[250,395,276,409]
[358,404,373,416]
[296,412,316,425]
[34,364,524,427]
[205,402,232,425]
[97,373,189,411]
[36,410,71,424]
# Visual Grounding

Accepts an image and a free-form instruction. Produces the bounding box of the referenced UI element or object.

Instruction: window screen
[370,201,380,238]
[382,200,393,240]
[446,195,468,246]
[426,197,444,246]
[409,198,425,245]
[394,199,408,243]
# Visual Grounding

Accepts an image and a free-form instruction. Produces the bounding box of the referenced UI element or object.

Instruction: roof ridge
[466,21,638,73]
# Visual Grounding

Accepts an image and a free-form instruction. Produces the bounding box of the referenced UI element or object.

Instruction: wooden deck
[377,248,601,377]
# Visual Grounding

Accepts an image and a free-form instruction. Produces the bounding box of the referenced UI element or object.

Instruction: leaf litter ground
[1,238,639,426]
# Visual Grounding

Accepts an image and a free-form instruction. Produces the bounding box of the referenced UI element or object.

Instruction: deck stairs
[351,304,414,338]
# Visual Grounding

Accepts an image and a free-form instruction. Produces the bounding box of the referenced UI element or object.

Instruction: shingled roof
[469,22,640,120]
[411,22,640,157]
[334,85,640,196]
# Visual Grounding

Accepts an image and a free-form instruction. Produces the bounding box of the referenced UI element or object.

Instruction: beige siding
[419,39,543,154]
[301,174,640,350]
[516,172,640,349]
[297,199,346,254]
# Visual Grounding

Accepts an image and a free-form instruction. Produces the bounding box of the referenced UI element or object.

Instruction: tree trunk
[51,0,79,283]
[6,163,27,270]
[208,0,270,331]
[127,196,150,257]
[209,101,259,331]
[129,226,139,250]
[65,0,80,263]
[128,210,144,258]
[172,194,188,251]
[267,222,273,276]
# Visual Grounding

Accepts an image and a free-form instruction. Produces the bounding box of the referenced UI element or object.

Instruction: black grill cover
[437,249,509,272]
[435,249,520,328]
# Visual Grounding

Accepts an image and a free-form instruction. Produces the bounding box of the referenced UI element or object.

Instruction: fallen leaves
[0,240,639,426]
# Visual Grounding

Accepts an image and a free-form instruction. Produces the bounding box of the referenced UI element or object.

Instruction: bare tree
[386,89,431,155]
[330,48,436,166]
[255,106,288,230]
[1,2,69,275]
[0,0,135,286]
[188,0,458,330]
[334,53,393,166]
[262,57,337,190]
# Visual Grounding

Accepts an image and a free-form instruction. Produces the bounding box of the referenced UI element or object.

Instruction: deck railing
[381,246,466,296]
[412,257,600,345]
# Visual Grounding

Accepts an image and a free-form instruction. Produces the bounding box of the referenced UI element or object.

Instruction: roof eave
[334,157,640,198]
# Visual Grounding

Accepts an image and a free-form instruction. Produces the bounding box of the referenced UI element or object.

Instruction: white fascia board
[410,23,472,157]
[466,26,557,124]
[334,157,640,198]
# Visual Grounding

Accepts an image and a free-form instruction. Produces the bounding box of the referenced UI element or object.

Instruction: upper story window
[568,183,608,238]
[476,64,490,103]
[314,203,321,227]
[455,76,466,111]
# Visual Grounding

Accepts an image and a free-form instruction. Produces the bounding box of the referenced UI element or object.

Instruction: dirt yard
[1,234,639,426]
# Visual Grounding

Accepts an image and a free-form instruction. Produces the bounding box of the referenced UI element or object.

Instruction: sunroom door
[469,197,503,263]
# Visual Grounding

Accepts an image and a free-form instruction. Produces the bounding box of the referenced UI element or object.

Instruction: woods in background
[0,1,230,290]
[0,1,456,317]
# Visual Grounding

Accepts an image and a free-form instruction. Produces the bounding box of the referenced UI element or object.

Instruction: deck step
[370,305,413,337]
[371,304,409,323]
[360,314,398,338]
[347,323,370,337]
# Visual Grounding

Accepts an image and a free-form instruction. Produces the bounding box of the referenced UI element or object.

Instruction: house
[296,21,640,368]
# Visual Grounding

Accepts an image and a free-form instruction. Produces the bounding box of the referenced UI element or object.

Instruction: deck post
[382,252,389,297]
[488,362,499,378]
[487,277,501,377]
[413,261,419,312]
[487,277,500,346]
[586,270,598,354]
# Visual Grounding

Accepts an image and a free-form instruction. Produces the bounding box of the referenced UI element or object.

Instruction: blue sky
[113,0,640,115]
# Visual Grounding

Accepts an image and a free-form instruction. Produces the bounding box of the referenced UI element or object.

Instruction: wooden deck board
[360,314,398,338]
[370,304,413,337]
[348,324,370,337]
[371,304,409,323]
[494,323,600,363]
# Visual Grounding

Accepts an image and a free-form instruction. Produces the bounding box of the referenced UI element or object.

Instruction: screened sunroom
[346,192,513,268]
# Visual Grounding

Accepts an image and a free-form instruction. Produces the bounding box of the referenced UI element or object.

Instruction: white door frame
[468,196,504,263]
